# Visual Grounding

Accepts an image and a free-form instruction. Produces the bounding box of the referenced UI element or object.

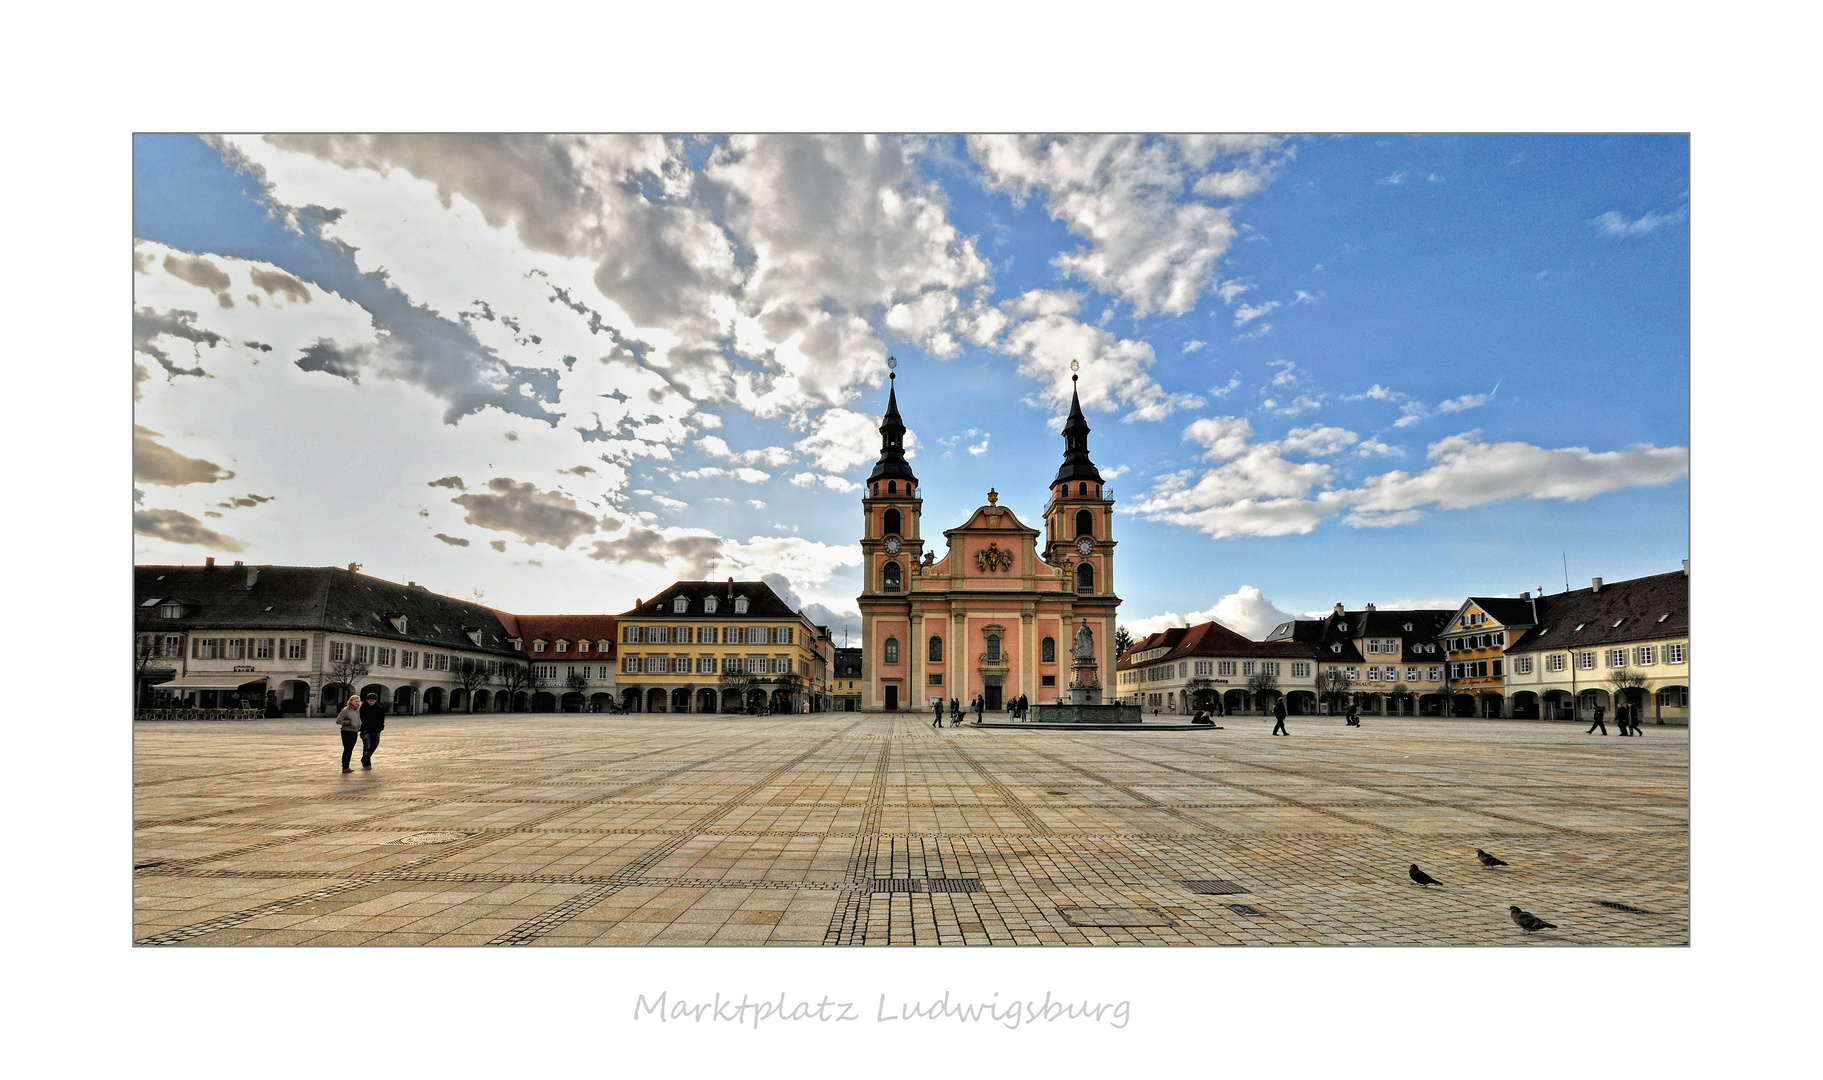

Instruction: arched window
[888,480,897,494]
[1042,636,1056,663]
[985,633,1001,661]
[884,637,900,664]
[1079,482,1087,497]
[1077,562,1095,594]
[884,507,901,537]
[928,635,943,662]
[1075,509,1093,538]
[883,561,902,591]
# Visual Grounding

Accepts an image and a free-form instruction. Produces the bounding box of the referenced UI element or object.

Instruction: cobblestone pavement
[133,713,1688,946]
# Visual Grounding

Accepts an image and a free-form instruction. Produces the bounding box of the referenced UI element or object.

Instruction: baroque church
[857,366,1121,712]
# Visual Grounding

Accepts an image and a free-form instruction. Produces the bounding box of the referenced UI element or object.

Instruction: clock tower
[857,360,922,710]
[1043,372,1115,602]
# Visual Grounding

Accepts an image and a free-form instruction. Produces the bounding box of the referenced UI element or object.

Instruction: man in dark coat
[973,695,984,724]
[932,697,945,728]
[1270,697,1289,736]
[358,692,387,768]
[1586,702,1607,735]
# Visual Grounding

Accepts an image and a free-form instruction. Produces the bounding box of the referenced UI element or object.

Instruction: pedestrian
[334,693,362,772]
[358,692,387,768]
[1191,709,1213,726]
[973,695,984,725]
[1586,702,1607,735]
[1271,696,1289,736]
[932,697,944,729]
[1346,702,1360,728]
[1630,704,1645,736]
[950,697,960,726]
[1018,693,1029,720]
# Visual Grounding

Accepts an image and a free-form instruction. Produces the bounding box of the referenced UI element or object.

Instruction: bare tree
[1317,666,1355,716]
[719,669,756,713]
[773,669,806,713]
[496,661,533,712]
[328,653,370,701]
[1247,671,1281,715]
[565,668,590,709]
[1185,675,1217,713]
[1609,665,1649,723]
[453,657,490,712]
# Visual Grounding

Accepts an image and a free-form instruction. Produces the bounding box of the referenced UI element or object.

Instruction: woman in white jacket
[335,694,362,772]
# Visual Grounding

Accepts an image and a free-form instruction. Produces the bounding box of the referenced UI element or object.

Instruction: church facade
[857,370,1121,712]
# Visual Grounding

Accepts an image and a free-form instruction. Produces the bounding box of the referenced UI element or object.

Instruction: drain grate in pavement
[1595,900,1654,915]
[924,878,982,893]
[1046,791,1070,795]
[871,878,923,893]
[1059,906,1178,928]
[1226,904,1266,917]
[398,831,475,845]
[1184,879,1249,895]
[134,860,166,870]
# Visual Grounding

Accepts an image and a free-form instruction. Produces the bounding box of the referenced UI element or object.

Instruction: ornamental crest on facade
[975,542,1014,572]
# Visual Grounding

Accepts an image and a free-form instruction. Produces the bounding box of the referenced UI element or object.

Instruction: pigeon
[1409,864,1441,887]
[1510,906,1557,932]
[1476,849,1508,867]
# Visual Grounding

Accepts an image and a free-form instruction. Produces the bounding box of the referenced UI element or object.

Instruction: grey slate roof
[1460,596,1540,629]
[1506,570,1689,654]
[134,564,522,656]
[621,579,804,620]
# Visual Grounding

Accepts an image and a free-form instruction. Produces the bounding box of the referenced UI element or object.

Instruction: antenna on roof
[1562,552,1569,593]
[704,556,719,580]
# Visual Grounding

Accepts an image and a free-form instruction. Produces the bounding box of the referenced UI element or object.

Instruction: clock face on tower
[884,536,901,555]
[1076,536,1094,556]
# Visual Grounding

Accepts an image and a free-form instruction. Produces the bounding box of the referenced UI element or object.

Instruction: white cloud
[1234,300,1279,326]
[1380,171,1407,186]
[793,408,889,473]
[997,291,1203,422]
[968,134,1285,316]
[698,435,794,467]
[1594,207,1687,237]
[1181,339,1206,353]
[1125,584,1299,642]
[789,471,864,493]
[1136,417,1688,540]
[1436,392,1491,413]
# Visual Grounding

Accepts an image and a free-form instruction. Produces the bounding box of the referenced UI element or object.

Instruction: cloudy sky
[133,134,1688,641]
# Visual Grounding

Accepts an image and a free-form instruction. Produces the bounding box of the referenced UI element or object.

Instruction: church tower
[857,360,922,710]
[1043,371,1116,603]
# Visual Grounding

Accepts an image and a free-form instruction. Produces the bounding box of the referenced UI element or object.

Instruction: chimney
[1521,590,1530,600]
[204,557,215,572]
[1333,602,1345,616]
[233,560,243,566]
[1591,577,1603,593]
[1682,559,1689,576]
[1365,603,1376,613]
[245,566,259,589]
[408,581,415,587]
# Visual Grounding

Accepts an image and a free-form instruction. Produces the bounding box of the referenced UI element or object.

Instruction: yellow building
[615,579,826,714]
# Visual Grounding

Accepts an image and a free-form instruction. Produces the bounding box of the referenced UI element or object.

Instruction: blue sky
[132,134,1688,639]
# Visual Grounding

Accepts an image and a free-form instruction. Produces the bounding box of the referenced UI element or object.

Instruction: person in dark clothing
[1017,693,1029,721]
[933,698,944,728]
[1191,709,1213,726]
[1270,697,1289,736]
[1587,702,1607,735]
[1629,704,1645,736]
[950,697,960,725]
[1345,702,1360,728]
[358,693,387,768]
[1617,702,1632,735]
[972,695,984,724]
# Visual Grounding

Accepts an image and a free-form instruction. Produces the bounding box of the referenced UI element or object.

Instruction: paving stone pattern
[134,714,1689,946]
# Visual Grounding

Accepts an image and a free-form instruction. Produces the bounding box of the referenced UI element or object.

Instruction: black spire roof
[1051,377,1104,487]
[867,374,918,485]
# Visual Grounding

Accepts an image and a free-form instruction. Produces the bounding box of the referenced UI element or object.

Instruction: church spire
[1051,371,1103,488]
[867,358,918,485]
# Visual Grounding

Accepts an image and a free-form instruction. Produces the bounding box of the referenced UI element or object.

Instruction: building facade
[135,561,525,716]
[1504,568,1690,724]
[1117,621,1319,715]
[1266,605,1455,716]
[507,614,619,712]
[1438,596,1540,717]
[858,371,1121,712]
[615,579,826,713]
[831,647,864,711]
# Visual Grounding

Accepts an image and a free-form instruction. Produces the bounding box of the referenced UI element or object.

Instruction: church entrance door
[884,685,898,711]
[984,677,1003,712]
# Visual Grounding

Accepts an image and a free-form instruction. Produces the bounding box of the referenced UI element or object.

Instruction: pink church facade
[858,371,1121,712]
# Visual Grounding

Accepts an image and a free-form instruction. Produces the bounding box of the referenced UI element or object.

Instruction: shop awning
[148,675,268,691]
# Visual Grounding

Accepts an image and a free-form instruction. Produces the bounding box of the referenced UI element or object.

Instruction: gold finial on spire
[987,488,999,505]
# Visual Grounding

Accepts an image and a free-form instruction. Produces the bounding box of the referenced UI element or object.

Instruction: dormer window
[1331,643,1342,653]
[577,640,589,653]
[1403,623,1414,632]
[704,596,718,614]
[598,639,611,652]
[510,638,523,652]
[734,597,749,614]
[533,640,547,653]
[674,596,688,613]
[159,603,183,619]
[556,640,568,653]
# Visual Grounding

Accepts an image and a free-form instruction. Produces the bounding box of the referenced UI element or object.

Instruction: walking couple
[335,692,387,771]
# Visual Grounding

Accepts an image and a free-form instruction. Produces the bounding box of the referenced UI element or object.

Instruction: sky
[132,134,1689,643]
